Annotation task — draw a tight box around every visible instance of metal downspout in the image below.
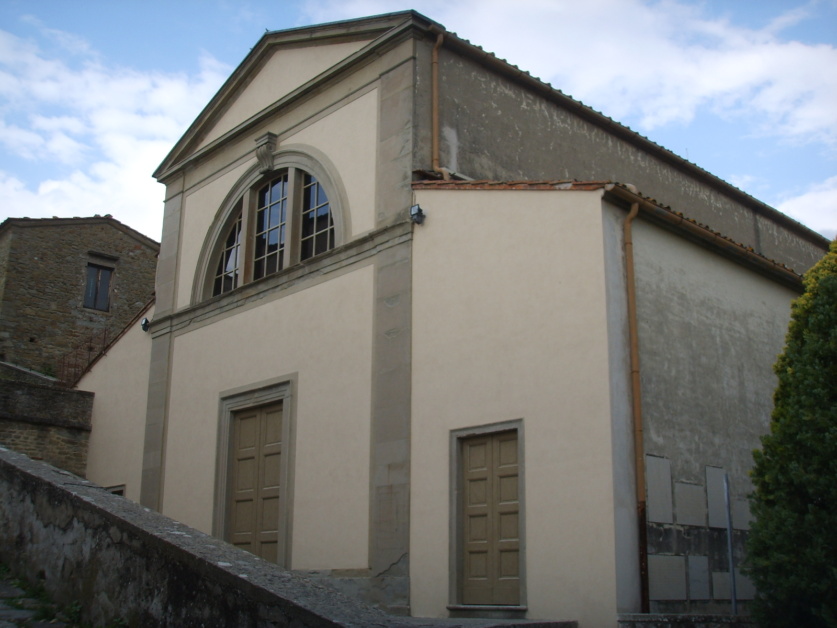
[624,201,650,612]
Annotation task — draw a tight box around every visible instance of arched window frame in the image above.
[195,146,349,303]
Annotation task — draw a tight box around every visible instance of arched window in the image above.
[206,163,339,299]
[213,201,242,296]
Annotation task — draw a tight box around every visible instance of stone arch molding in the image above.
[192,143,352,304]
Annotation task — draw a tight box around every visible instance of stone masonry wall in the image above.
[0,374,92,476]
[0,217,157,376]
[0,448,561,628]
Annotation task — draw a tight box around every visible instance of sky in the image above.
[0,0,835,242]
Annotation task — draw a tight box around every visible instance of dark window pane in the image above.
[300,237,313,261]
[267,228,279,250]
[255,232,266,258]
[279,224,286,247]
[84,266,98,308]
[96,268,111,310]
[97,269,111,310]
[258,184,269,208]
[269,204,280,228]
[265,253,278,275]
[270,177,286,204]
[254,258,264,280]
[301,210,315,237]
[315,231,329,255]
[84,264,112,311]
[256,208,267,233]
[305,185,317,209]
[316,206,331,232]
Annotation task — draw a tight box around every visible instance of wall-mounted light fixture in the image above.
[141,318,150,332]
[410,204,426,225]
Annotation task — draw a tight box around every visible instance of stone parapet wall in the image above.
[619,615,754,628]
[0,448,565,628]
[0,362,60,386]
[0,447,393,628]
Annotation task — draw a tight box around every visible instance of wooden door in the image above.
[461,430,521,605]
[227,402,283,563]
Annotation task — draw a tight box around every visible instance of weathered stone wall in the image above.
[0,375,92,476]
[0,217,157,375]
[0,447,562,628]
[0,447,392,627]
[630,216,796,614]
[0,226,11,310]
[418,42,828,273]
[0,361,58,385]
[619,614,753,628]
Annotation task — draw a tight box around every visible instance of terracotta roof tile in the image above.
[412,179,612,191]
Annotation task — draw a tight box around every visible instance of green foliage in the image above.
[747,240,837,628]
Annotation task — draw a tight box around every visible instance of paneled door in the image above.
[227,402,283,563]
[460,430,521,605]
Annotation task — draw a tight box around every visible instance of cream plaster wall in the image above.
[161,266,373,570]
[284,89,378,237]
[410,189,621,625]
[176,163,251,310]
[80,305,154,503]
[199,40,372,149]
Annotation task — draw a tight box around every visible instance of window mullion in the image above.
[240,188,255,284]
[285,168,301,267]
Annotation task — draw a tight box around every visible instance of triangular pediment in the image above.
[155,11,436,181]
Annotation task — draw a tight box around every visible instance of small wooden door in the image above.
[227,402,283,563]
[461,430,521,605]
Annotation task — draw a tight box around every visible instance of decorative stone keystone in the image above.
[255,132,278,173]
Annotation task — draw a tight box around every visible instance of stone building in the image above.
[0,216,158,378]
[78,12,830,626]
[0,216,156,478]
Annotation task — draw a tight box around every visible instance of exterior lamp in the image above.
[410,204,426,225]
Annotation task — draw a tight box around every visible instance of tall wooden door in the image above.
[460,430,521,605]
[227,402,283,563]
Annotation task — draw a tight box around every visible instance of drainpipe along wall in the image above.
[622,198,650,613]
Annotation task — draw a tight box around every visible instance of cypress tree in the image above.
[747,240,837,627]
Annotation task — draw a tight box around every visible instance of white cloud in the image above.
[0,27,230,239]
[1,1,834,242]
[777,176,837,240]
[0,120,44,159]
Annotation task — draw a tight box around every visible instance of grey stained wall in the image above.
[0,218,158,376]
[419,40,826,273]
[631,217,796,612]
